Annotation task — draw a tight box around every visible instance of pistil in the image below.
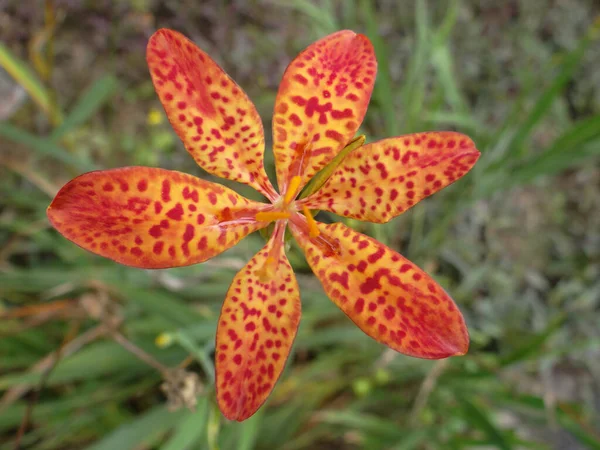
[255,211,291,222]
[283,175,303,205]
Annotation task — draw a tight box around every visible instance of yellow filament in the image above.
[283,175,303,205]
[255,256,276,282]
[302,206,320,238]
[255,211,291,222]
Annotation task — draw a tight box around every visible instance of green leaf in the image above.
[317,410,406,440]
[237,407,264,450]
[0,42,63,124]
[85,406,186,450]
[299,134,365,199]
[401,0,431,132]
[51,75,118,140]
[490,392,600,449]
[360,0,398,136]
[457,396,513,450]
[0,341,177,389]
[275,0,338,35]
[509,115,600,184]
[430,1,466,114]
[486,27,594,172]
[160,399,209,450]
[115,286,204,327]
[500,314,566,366]
[0,122,95,172]
[172,330,215,384]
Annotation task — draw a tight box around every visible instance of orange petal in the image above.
[47,167,266,269]
[216,222,300,421]
[299,132,480,223]
[290,220,469,359]
[147,29,277,201]
[272,30,376,195]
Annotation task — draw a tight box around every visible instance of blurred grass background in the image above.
[1,0,600,449]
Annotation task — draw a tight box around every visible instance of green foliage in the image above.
[1,1,599,449]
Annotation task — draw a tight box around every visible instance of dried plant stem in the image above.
[409,359,449,426]
[12,320,84,450]
[0,324,106,413]
[111,331,170,375]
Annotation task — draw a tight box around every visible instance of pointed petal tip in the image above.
[218,401,260,422]
[411,315,470,360]
[147,28,176,51]
[443,330,470,358]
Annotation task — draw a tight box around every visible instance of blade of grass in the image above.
[490,391,600,449]
[51,75,118,140]
[457,395,513,450]
[360,0,398,137]
[171,331,215,384]
[160,398,209,450]
[272,0,338,35]
[299,135,365,199]
[115,286,204,327]
[430,0,466,114]
[402,0,431,132]
[0,122,95,172]
[485,25,596,172]
[500,314,566,366]
[0,42,63,124]
[237,407,264,450]
[85,406,186,450]
[316,410,409,440]
[509,115,600,185]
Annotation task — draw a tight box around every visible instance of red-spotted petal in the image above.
[299,132,480,223]
[47,167,267,269]
[290,220,469,358]
[147,29,277,201]
[272,30,376,196]
[216,222,300,421]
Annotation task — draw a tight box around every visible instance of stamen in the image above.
[255,211,291,222]
[255,256,276,282]
[302,206,320,238]
[254,221,286,282]
[283,175,302,205]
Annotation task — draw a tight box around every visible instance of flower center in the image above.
[254,175,304,223]
[253,175,320,241]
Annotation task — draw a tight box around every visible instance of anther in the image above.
[283,176,303,205]
[255,211,291,222]
[302,206,320,238]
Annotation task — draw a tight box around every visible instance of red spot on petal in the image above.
[183,224,195,242]
[208,192,217,205]
[354,298,365,314]
[166,203,184,220]
[161,180,171,202]
[153,241,164,255]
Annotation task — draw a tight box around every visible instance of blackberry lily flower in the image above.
[47,29,480,421]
